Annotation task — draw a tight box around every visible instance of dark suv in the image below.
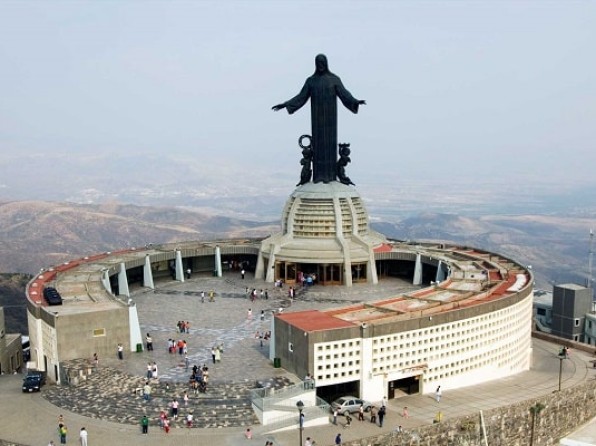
[43,287,63,305]
[22,370,46,392]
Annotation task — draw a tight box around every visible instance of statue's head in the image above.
[315,54,328,74]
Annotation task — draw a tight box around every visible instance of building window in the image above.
[289,342,294,352]
[536,308,546,316]
[574,319,580,327]
[93,328,106,337]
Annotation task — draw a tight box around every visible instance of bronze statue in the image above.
[297,135,313,186]
[273,54,365,183]
[337,143,354,186]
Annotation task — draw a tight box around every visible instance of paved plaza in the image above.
[1,271,595,445]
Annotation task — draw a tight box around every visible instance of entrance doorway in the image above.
[387,375,420,399]
[274,262,344,286]
[275,262,297,284]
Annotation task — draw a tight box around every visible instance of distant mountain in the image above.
[373,212,594,289]
[0,201,278,275]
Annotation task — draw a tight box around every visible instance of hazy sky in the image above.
[1,1,595,187]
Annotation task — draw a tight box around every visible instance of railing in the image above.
[251,381,315,410]
[265,395,329,410]
[260,398,330,429]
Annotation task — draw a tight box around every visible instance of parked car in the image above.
[22,370,46,392]
[330,396,372,416]
[43,287,63,305]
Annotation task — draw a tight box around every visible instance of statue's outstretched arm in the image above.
[272,103,286,111]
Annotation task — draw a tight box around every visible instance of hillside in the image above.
[376,212,594,289]
[1,201,594,336]
[0,200,277,275]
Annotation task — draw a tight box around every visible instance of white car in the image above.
[330,396,372,416]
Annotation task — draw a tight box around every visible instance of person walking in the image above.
[402,406,409,418]
[117,343,123,360]
[435,385,442,403]
[358,404,364,421]
[79,427,88,446]
[332,408,338,425]
[141,415,149,434]
[171,399,179,419]
[146,333,153,351]
[241,269,245,279]
[335,433,342,445]
[370,406,377,424]
[378,405,385,427]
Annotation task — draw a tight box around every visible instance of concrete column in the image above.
[359,328,381,402]
[334,197,353,287]
[367,251,379,285]
[269,314,275,361]
[101,269,113,294]
[128,303,143,352]
[143,255,154,289]
[215,245,222,277]
[175,250,184,282]
[255,247,266,280]
[413,253,422,285]
[265,243,277,283]
[118,262,130,297]
[436,260,446,282]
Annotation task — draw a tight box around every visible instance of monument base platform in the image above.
[255,182,386,287]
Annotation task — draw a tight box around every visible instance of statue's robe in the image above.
[284,71,361,183]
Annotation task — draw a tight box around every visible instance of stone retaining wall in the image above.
[335,380,596,446]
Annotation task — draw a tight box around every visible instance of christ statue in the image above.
[272,54,366,184]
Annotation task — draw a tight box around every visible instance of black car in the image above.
[22,370,46,392]
[43,287,63,305]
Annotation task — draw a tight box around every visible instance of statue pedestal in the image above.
[255,182,385,287]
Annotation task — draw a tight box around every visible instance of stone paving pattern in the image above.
[41,273,415,430]
[44,364,292,428]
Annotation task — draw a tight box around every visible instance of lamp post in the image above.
[296,400,304,446]
[557,347,567,392]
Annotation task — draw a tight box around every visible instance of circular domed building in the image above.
[255,182,386,286]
